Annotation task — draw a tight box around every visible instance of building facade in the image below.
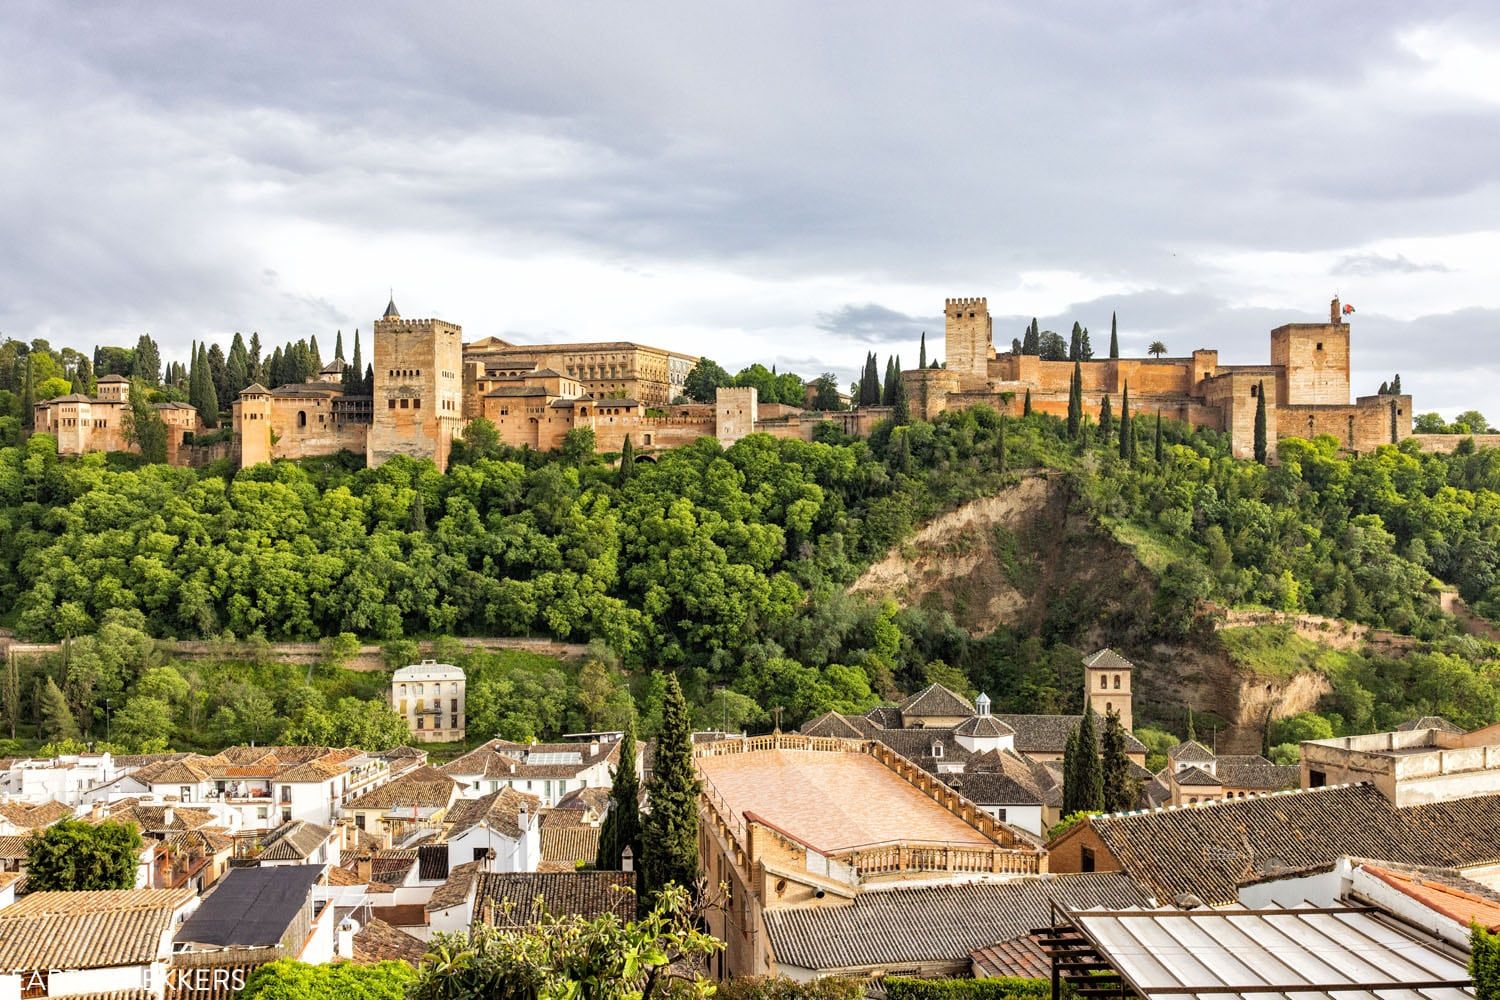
[391,661,466,743]
[908,297,1413,459]
[464,336,697,407]
[33,374,208,464]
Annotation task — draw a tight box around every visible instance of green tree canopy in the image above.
[25,818,142,891]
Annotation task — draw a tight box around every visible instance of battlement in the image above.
[375,317,461,330]
[945,297,987,310]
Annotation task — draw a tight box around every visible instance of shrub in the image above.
[883,977,1052,1000]
[716,976,865,1000]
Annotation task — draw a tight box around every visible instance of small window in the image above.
[1100,675,1108,689]
[1309,769,1327,788]
[356,814,366,830]
[931,742,944,758]
[1081,846,1096,873]
[413,398,421,409]
[1114,674,1121,689]
[1316,342,1323,351]
[1250,384,1258,398]
[400,399,409,408]
[297,410,307,428]
[388,399,396,409]
[996,808,1007,822]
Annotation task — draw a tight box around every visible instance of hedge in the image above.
[882,977,1052,1000]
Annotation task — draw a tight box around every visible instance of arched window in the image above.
[1100,675,1108,689]
[297,410,307,428]
[1106,701,1112,713]
[1114,674,1121,689]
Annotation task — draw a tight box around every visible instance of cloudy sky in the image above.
[3,3,1498,415]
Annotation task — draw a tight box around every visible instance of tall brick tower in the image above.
[368,295,465,470]
[945,297,992,388]
[1269,297,1351,406]
[234,383,274,467]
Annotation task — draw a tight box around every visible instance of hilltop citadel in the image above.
[32,294,1441,469]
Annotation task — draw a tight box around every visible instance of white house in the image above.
[441,787,542,874]
[440,739,620,808]
[392,661,467,742]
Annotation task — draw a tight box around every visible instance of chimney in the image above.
[91,800,104,821]
[589,740,600,756]
[163,806,174,827]
[357,855,373,883]
[621,845,634,873]
[338,917,359,958]
[1331,296,1342,325]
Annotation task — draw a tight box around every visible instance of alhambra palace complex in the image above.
[37,294,1422,469]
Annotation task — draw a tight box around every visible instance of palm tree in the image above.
[1147,340,1168,358]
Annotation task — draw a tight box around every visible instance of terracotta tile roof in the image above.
[345,765,458,812]
[697,748,994,853]
[113,752,194,769]
[326,865,366,886]
[994,714,1148,755]
[476,871,636,927]
[426,860,484,912]
[352,916,428,965]
[371,849,419,885]
[945,750,1046,806]
[104,804,216,832]
[762,872,1151,973]
[1081,783,1500,905]
[540,825,600,867]
[257,821,332,861]
[442,739,619,781]
[1214,755,1299,791]
[0,871,21,890]
[1083,648,1135,672]
[969,931,1050,979]
[954,715,1016,738]
[444,787,539,840]
[0,888,195,972]
[1173,765,1221,787]
[1362,862,1500,931]
[799,711,866,739]
[898,683,974,718]
[134,757,213,784]
[1167,740,1216,763]
[369,903,428,929]
[553,786,610,815]
[0,801,72,829]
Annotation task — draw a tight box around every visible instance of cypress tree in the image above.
[595,724,642,870]
[268,347,284,389]
[1119,382,1132,460]
[1186,707,1196,742]
[248,332,263,382]
[334,329,345,362]
[39,677,79,743]
[641,673,700,906]
[208,342,228,408]
[1080,328,1093,361]
[1378,381,1389,395]
[997,416,1008,473]
[1023,319,1040,356]
[308,335,322,373]
[20,356,33,429]
[1109,311,1119,359]
[1023,388,1032,417]
[1154,410,1164,463]
[1254,380,1268,463]
[408,493,426,533]
[347,332,364,394]
[1101,707,1134,814]
[918,331,927,369]
[1392,373,1402,394]
[1072,710,1104,813]
[132,334,162,386]
[187,341,200,411]
[617,435,636,486]
[890,358,909,424]
[227,332,249,397]
[1061,726,1081,815]
[197,344,219,427]
[1067,361,1082,438]
[882,356,897,406]
[363,363,373,396]
[1069,321,1082,362]
[1099,393,1113,440]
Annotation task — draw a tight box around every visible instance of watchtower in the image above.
[235,383,274,468]
[945,297,992,386]
[1083,648,1133,731]
[1269,297,1351,406]
[368,295,465,470]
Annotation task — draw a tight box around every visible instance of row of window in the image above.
[389,368,422,378]
[388,397,421,409]
[415,715,462,730]
[396,682,462,696]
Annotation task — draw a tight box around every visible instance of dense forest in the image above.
[2,397,1499,755]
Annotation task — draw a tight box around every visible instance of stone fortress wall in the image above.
[907,296,1414,459]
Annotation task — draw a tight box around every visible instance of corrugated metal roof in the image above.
[1069,905,1474,1000]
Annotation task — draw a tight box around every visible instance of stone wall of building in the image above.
[368,312,464,470]
[1411,433,1500,454]
[945,297,993,387]
[714,387,759,446]
[1271,315,1351,406]
[464,338,696,407]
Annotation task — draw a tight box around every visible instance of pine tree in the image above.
[641,673,700,906]
[1067,362,1082,438]
[918,332,927,369]
[596,724,643,870]
[334,330,345,362]
[1023,388,1032,416]
[1119,382,1132,460]
[1101,708,1134,814]
[1099,393,1113,440]
[1154,411,1164,463]
[617,435,636,486]
[1109,311,1119,359]
[1254,380,1268,464]
[1072,710,1104,813]
[39,677,79,742]
[20,355,33,429]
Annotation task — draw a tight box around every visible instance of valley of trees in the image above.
[3,394,1500,754]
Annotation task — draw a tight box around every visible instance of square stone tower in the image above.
[1270,297,1352,406]
[1084,648,1133,731]
[368,296,465,470]
[945,297,993,387]
[714,385,758,446]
